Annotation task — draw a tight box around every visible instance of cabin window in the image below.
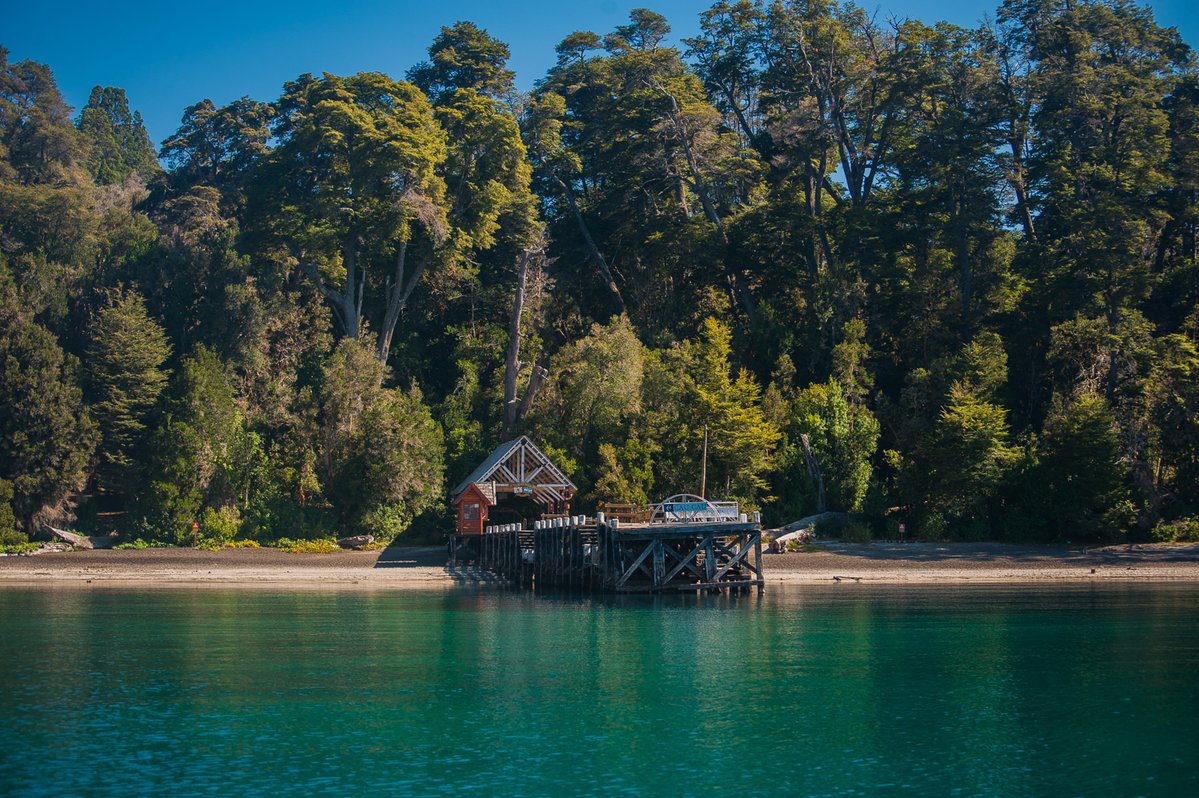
[463,502,481,520]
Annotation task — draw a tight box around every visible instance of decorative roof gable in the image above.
[451,436,575,503]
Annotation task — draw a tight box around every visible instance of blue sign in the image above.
[663,502,710,513]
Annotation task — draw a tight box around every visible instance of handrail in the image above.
[648,494,740,524]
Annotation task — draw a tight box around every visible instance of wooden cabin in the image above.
[451,436,576,535]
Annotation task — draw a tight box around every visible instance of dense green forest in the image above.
[2,0,1197,550]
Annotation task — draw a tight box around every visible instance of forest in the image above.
[1,0,1197,551]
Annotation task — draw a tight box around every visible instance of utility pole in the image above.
[700,425,708,499]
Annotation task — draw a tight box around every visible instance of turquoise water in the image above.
[1,585,1197,797]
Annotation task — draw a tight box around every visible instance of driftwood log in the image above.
[769,511,849,538]
[44,526,118,550]
[336,535,374,550]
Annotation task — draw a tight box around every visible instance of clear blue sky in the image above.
[6,1,1197,147]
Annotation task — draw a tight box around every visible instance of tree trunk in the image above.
[503,244,551,436]
[377,241,428,363]
[658,86,757,324]
[556,177,626,314]
[504,248,533,431]
[953,187,973,332]
[1009,135,1038,244]
[299,233,361,342]
[800,433,827,513]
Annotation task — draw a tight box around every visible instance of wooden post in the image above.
[754,531,763,594]
[653,539,665,588]
[704,536,716,583]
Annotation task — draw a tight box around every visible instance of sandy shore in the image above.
[3,541,1199,588]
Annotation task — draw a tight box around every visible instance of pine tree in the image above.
[76,86,158,185]
[923,383,1018,536]
[1034,392,1132,541]
[85,290,171,495]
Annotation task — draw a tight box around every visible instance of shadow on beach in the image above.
[372,544,510,586]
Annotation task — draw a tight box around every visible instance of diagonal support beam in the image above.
[616,540,656,587]
[663,540,708,583]
[714,534,759,581]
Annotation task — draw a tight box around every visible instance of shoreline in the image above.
[2,541,1198,589]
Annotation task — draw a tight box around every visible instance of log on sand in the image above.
[769,511,849,538]
[44,526,117,550]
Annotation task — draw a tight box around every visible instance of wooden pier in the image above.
[449,511,764,594]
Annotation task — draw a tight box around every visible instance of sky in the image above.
[5,0,1198,147]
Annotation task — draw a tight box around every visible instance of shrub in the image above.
[360,503,410,543]
[1,540,38,555]
[200,505,241,544]
[919,512,950,542]
[1150,518,1199,543]
[242,492,338,543]
[275,537,338,553]
[224,539,260,548]
[841,520,873,544]
[114,538,172,550]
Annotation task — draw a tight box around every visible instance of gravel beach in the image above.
[3,541,1198,588]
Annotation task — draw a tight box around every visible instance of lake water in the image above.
[1,584,1197,796]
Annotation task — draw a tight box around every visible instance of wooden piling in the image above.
[455,513,762,594]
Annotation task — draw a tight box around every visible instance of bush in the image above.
[813,515,848,537]
[224,539,260,548]
[1,540,38,555]
[200,505,241,544]
[114,538,172,550]
[919,512,950,542]
[360,503,410,543]
[1150,518,1199,543]
[0,527,28,548]
[841,520,873,544]
[242,491,339,543]
[274,537,338,553]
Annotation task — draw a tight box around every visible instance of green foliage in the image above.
[200,505,242,544]
[86,289,171,494]
[0,540,38,555]
[529,316,647,496]
[76,86,157,185]
[0,5,1197,548]
[0,302,97,530]
[408,22,516,100]
[135,345,271,543]
[275,537,339,554]
[684,318,780,504]
[1150,518,1199,543]
[1031,393,1133,542]
[592,438,656,507]
[789,379,880,512]
[0,478,27,549]
[322,339,445,541]
[114,538,172,550]
[841,520,874,544]
[254,71,448,350]
[924,383,1018,533]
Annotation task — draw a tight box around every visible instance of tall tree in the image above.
[0,294,96,529]
[408,21,517,102]
[85,289,171,495]
[76,86,157,185]
[254,72,449,361]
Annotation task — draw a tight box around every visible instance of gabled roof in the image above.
[451,435,576,498]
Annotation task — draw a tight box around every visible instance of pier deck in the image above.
[449,515,763,594]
